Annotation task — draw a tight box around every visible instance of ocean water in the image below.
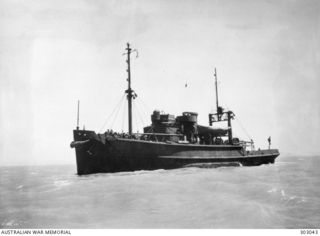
[0,155,319,229]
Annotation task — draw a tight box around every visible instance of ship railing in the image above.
[133,133,183,143]
[136,133,183,136]
[104,130,183,140]
[239,140,255,151]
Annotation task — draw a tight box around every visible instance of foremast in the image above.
[124,43,137,135]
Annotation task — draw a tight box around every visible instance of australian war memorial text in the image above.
[1,230,71,235]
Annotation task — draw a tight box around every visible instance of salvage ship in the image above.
[71,43,280,175]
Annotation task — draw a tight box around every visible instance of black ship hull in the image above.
[72,130,280,175]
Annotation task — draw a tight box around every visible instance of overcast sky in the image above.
[0,0,319,166]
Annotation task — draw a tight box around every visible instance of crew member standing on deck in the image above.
[268,136,271,149]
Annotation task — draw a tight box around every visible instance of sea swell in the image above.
[0,155,319,228]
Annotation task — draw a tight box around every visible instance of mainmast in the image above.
[214,67,223,121]
[214,68,219,118]
[124,43,136,135]
[209,68,234,144]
